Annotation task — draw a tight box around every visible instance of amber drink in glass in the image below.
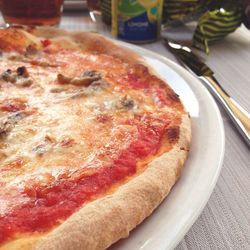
[0,0,64,26]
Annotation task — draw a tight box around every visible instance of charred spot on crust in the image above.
[166,126,180,143]
[180,147,189,151]
[167,91,180,102]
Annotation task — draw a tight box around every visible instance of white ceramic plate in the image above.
[110,43,225,250]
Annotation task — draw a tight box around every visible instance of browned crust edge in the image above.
[35,113,191,250]
[0,28,191,250]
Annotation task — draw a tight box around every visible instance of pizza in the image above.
[0,27,191,250]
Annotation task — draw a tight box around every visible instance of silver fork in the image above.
[163,38,250,148]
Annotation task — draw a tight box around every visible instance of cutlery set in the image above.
[164,38,250,147]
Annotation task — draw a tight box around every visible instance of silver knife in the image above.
[164,39,250,148]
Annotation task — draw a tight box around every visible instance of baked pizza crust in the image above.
[37,114,191,250]
[28,27,141,64]
[0,27,191,250]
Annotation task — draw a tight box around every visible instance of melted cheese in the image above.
[0,40,179,218]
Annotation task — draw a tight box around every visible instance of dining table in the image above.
[0,6,249,250]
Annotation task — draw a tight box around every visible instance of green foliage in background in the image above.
[163,0,248,53]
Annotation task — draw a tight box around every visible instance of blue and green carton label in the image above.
[112,0,163,43]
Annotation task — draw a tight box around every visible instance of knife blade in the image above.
[164,39,250,148]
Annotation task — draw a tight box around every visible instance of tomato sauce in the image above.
[0,98,27,112]
[126,73,150,89]
[0,119,169,244]
[41,39,51,48]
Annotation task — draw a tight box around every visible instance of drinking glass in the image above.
[0,0,64,26]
